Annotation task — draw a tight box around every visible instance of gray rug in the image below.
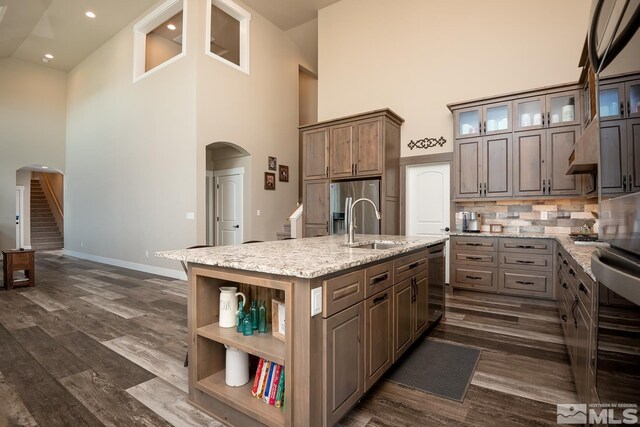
[385,339,481,402]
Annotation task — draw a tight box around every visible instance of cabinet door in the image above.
[514,96,545,131]
[323,303,364,427]
[412,272,429,338]
[574,303,591,402]
[354,117,383,176]
[599,83,625,121]
[513,130,547,197]
[393,279,413,361]
[454,106,481,139]
[302,128,329,180]
[454,138,482,198]
[626,79,640,119]
[364,290,393,391]
[482,101,511,135]
[628,118,640,193]
[330,123,355,178]
[546,126,581,196]
[483,134,512,198]
[600,120,628,194]
[303,180,329,237]
[547,90,580,128]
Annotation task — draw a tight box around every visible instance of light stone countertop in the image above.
[157,235,447,279]
[449,231,599,280]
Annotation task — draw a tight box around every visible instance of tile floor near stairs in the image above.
[0,252,575,426]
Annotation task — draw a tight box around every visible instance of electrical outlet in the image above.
[145,251,149,258]
[185,212,195,220]
[256,209,261,216]
[311,287,322,316]
[541,211,548,220]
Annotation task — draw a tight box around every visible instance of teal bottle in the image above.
[242,315,253,336]
[258,301,267,333]
[250,301,258,330]
[236,301,245,333]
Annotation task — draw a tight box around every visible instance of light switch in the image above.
[185,212,195,220]
[257,209,261,216]
[311,287,322,316]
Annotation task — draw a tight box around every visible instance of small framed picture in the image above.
[278,165,289,182]
[271,299,285,342]
[264,172,276,190]
[268,156,277,171]
[490,224,503,233]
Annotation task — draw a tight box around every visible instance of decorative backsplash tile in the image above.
[455,198,598,234]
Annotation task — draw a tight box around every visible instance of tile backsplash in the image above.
[454,198,598,234]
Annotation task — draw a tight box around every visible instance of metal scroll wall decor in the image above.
[407,136,447,150]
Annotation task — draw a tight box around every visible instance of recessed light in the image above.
[85,11,96,18]
[167,23,176,30]
[44,53,54,59]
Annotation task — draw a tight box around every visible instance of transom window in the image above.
[206,0,251,74]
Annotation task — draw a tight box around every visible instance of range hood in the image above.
[567,118,599,174]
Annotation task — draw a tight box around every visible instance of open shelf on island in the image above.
[196,323,286,366]
[196,370,285,427]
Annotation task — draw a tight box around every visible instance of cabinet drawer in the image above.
[364,261,393,298]
[323,270,365,318]
[499,269,553,298]
[452,267,497,292]
[499,253,552,271]
[393,250,428,283]
[452,237,497,252]
[499,238,553,254]
[453,251,497,267]
[576,268,595,315]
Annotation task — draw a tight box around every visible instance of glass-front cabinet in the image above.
[514,97,545,131]
[599,83,625,120]
[547,91,580,127]
[627,79,640,118]
[455,101,511,139]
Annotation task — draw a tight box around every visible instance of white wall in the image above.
[0,58,66,250]
[318,0,591,156]
[65,1,198,274]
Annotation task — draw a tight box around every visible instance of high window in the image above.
[206,0,250,74]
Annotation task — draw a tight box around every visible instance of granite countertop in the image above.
[157,235,447,279]
[449,231,598,280]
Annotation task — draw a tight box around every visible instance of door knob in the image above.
[233,225,240,229]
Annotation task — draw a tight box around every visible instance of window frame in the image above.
[205,0,251,74]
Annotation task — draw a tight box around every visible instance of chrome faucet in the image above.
[348,198,381,244]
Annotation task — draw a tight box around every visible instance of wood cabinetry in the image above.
[454,101,512,139]
[600,118,640,194]
[454,135,512,199]
[303,180,329,237]
[364,289,393,391]
[301,109,403,237]
[599,78,640,121]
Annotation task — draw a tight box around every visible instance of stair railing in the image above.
[288,204,303,239]
[41,173,64,235]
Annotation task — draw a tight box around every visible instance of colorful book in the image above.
[256,360,270,399]
[268,364,282,405]
[262,363,276,403]
[275,368,285,408]
[251,358,264,397]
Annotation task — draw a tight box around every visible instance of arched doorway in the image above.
[205,142,251,246]
[16,165,64,250]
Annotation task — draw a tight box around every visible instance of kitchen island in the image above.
[157,234,447,427]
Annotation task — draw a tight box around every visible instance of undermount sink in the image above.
[348,241,405,250]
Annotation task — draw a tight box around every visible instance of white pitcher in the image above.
[219,286,246,328]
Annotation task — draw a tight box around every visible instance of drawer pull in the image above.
[561,314,567,322]
[465,275,483,280]
[408,262,419,270]
[562,282,568,289]
[515,280,535,285]
[579,283,589,295]
[465,243,483,247]
[562,260,568,266]
[373,293,388,305]
[516,245,535,249]
[515,260,534,264]
[466,256,484,261]
[370,273,389,285]
[569,269,576,277]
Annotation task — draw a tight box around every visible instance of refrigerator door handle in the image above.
[591,250,640,306]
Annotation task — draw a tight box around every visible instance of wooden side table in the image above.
[2,249,36,290]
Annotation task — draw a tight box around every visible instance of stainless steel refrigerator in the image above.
[329,179,381,235]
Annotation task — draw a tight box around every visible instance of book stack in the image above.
[250,358,285,409]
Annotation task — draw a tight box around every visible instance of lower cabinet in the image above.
[412,271,429,337]
[323,302,364,427]
[394,270,429,361]
[364,289,393,391]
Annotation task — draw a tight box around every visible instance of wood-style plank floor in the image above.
[0,252,575,426]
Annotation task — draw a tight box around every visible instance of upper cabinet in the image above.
[454,135,512,199]
[600,79,640,121]
[327,118,384,179]
[302,128,329,180]
[454,101,512,139]
[514,90,581,131]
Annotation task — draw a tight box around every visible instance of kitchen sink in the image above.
[348,241,406,250]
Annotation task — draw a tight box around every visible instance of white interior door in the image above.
[215,169,243,246]
[16,186,24,249]
[406,163,451,282]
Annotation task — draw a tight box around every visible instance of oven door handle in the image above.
[591,250,640,306]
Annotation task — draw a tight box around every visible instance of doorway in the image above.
[16,186,24,248]
[215,168,244,246]
[406,162,451,282]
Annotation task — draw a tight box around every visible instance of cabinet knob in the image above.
[542,179,546,194]
[561,314,567,322]
[623,175,627,191]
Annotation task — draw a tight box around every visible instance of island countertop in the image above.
[156,234,447,279]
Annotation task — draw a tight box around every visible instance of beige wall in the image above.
[194,0,312,242]
[145,33,183,72]
[0,58,67,250]
[318,0,591,156]
[299,68,318,126]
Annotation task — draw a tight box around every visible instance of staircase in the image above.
[30,179,64,250]
[276,222,291,240]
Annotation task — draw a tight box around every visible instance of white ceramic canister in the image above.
[225,345,249,387]
[219,286,246,328]
[562,105,575,122]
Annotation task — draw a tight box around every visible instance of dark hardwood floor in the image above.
[0,252,575,426]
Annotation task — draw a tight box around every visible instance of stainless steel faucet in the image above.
[348,198,381,244]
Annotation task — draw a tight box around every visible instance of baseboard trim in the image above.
[63,250,186,280]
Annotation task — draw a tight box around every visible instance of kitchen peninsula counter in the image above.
[157,235,447,427]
